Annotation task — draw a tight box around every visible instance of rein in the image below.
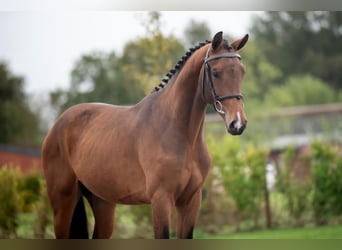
[202,47,244,114]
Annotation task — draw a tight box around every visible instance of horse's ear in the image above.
[231,34,249,51]
[212,31,223,50]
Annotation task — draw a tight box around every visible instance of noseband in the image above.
[201,47,244,114]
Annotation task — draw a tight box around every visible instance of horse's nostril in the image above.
[229,120,239,134]
[229,121,236,131]
[228,120,246,135]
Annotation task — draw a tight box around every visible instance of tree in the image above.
[0,62,40,147]
[120,32,184,93]
[183,19,211,47]
[51,12,185,114]
[264,75,337,107]
[140,11,163,38]
[251,12,342,92]
[241,40,283,102]
[50,51,146,113]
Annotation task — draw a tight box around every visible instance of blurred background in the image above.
[0,10,341,238]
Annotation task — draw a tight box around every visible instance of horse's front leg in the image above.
[151,189,174,239]
[176,189,202,239]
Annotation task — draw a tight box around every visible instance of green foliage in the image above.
[121,33,184,94]
[269,141,342,228]
[311,141,342,225]
[51,12,185,114]
[51,51,146,112]
[31,179,53,238]
[232,145,268,230]
[111,204,154,239]
[196,224,342,239]
[252,11,342,92]
[242,41,283,103]
[183,19,211,47]
[198,165,234,234]
[205,134,342,233]
[0,63,40,147]
[0,166,21,238]
[0,166,51,238]
[207,135,268,231]
[275,146,313,227]
[17,172,42,212]
[265,75,337,107]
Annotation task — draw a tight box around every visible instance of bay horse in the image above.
[41,31,249,239]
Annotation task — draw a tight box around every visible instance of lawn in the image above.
[195,224,342,239]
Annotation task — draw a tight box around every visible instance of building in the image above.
[0,144,41,173]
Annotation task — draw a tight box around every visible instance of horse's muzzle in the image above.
[227,120,247,135]
[224,111,247,135]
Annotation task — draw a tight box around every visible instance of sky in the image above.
[0,10,262,94]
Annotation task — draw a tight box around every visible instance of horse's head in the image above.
[201,31,249,135]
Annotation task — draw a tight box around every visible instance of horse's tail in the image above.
[70,197,89,239]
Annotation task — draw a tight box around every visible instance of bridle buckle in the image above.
[214,100,225,114]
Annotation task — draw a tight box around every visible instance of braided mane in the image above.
[152,40,211,93]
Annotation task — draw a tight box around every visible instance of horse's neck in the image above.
[161,47,208,142]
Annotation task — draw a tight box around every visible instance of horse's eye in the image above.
[213,71,220,79]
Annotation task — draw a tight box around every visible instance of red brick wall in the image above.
[0,150,41,173]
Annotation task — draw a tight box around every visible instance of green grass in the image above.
[195,225,342,239]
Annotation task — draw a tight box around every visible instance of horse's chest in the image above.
[173,168,203,205]
[175,157,209,202]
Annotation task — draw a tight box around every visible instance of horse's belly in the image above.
[84,175,149,205]
[75,161,150,205]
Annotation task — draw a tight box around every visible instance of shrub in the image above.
[275,146,313,227]
[311,141,342,225]
[17,171,42,213]
[207,135,269,231]
[0,165,53,238]
[31,178,53,238]
[0,165,21,238]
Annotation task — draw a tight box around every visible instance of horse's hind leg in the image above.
[51,190,80,239]
[43,146,85,239]
[85,192,115,239]
[45,168,80,238]
[176,189,202,239]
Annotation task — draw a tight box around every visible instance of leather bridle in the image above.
[201,47,244,114]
